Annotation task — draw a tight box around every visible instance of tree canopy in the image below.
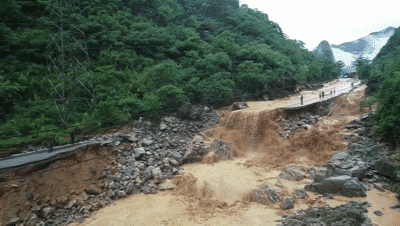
[0,0,341,153]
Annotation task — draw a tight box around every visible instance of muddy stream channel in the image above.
[72,80,400,226]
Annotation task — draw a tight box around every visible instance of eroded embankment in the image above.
[0,146,115,225]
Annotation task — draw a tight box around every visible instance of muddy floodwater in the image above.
[72,80,400,226]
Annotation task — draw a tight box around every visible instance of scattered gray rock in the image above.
[142,138,153,146]
[109,181,119,190]
[66,199,76,209]
[351,118,362,125]
[253,184,281,205]
[183,135,207,163]
[117,190,127,198]
[168,158,179,166]
[211,139,235,161]
[118,134,138,142]
[125,182,135,194]
[177,103,204,120]
[26,214,38,226]
[277,112,320,137]
[84,184,101,195]
[281,197,295,210]
[40,207,54,219]
[346,124,361,129]
[152,167,163,184]
[360,113,373,122]
[231,102,249,111]
[390,202,400,211]
[295,189,306,199]
[355,127,370,136]
[159,123,167,131]
[158,179,175,191]
[8,217,20,225]
[134,147,146,160]
[301,124,312,130]
[279,164,306,181]
[374,210,383,216]
[107,190,116,198]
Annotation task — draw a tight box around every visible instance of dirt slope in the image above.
[0,146,115,225]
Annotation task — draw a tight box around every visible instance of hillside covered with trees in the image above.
[0,0,344,153]
[355,26,400,147]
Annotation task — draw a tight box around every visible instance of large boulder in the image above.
[310,152,369,183]
[329,152,368,180]
[177,103,204,120]
[279,164,306,181]
[311,175,366,197]
[374,158,400,180]
[279,201,372,226]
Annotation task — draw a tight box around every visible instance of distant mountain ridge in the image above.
[314,26,396,73]
[312,40,335,62]
[373,26,400,63]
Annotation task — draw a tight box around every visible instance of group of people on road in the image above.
[318,87,336,100]
[299,86,339,106]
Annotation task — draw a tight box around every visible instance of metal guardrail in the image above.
[0,140,111,171]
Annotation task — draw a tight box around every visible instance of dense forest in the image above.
[0,0,345,153]
[355,26,400,147]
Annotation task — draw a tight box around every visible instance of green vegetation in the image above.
[0,0,343,153]
[354,26,400,148]
[353,57,372,80]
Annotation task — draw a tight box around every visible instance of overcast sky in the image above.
[239,0,400,50]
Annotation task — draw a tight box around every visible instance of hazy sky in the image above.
[239,0,400,50]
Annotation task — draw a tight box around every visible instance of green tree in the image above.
[376,71,400,146]
[236,61,266,95]
[353,57,371,79]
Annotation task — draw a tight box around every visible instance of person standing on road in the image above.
[334,87,336,96]
[48,137,54,153]
[322,91,325,99]
[301,94,304,105]
[319,92,322,100]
